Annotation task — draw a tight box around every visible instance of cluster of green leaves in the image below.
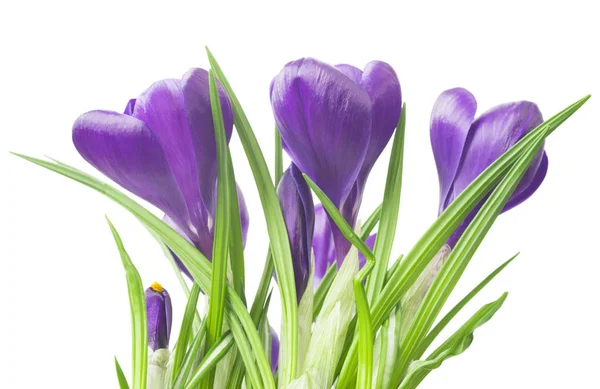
[13,47,589,389]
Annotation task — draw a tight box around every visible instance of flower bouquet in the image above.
[13,48,590,389]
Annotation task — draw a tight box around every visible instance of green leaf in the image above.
[366,103,406,303]
[184,332,235,389]
[206,46,297,388]
[206,69,233,366]
[228,315,263,389]
[415,254,517,358]
[115,357,131,389]
[399,293,508,389]
[373,304,402,389]
[354,280,373,389]
[274,126,284,185]
[172,282,201,382]
[334,95,590,389]
[107,218,148,389]
[393,134,545,387]
[172,319,207,389]
[12,156,275,389]
[227,149,247,304]
[313,264,336,320]
[303,174,375,265]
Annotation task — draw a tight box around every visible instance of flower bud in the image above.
[145,282,172,351]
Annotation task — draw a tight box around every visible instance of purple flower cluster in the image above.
[72,59,548,370]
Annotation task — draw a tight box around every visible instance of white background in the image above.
[1,0,599,388]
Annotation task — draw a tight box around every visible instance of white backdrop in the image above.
[1,0,599,388]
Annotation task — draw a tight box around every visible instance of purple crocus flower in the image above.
[271,58,401,275]
[431,87,548,247]
[145,282,172,351]
[277,163,315,302]
[72,69,249,277]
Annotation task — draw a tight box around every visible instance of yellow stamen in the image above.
[150,282,163,293]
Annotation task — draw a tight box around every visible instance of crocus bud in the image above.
[145,282,172,351]
[277,163,315,302]
[430,88,548,247]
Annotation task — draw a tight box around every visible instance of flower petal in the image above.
[504,151,548,211]
[430,88,477,213]
[271,58,372,206]
[313,204,336,283]
[131,79,213,250]
[182,68,234,213]
[450,101,544,204]
[72,110,190,230]
[356,61,402,184]
[335,64,363,84]
[278,163,315,301]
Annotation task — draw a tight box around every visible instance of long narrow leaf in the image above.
[107,218,148,389]
[115,357,131,389]
[172,283,202,382]
[206,69,233,365]
[354,281,373,389]
[399,293,508,389]
[184,332,235,389]
[367,103,406,303]
[172,319,207,389]
[206,47,298,387]
[415,254,517,358]
[228,149,246,304]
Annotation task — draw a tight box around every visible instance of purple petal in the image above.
[335,64,363,84]
[271,58,372,207]
[123,98,136,115]
[182,68,234,214]
[358,233,377,269]
[504,151,548,211]
[145,284,172,351]
[131,78,213,254]
[270,326,280,374]
[313,204,336,283]
[356,61,402,184]
[72,110,190,231]
[162,214,194,279]
[277,163,315,302]
[450,101,544,206]
[430,88,478,214]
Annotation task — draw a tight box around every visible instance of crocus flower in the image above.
[145,282,172,351]
[271,58,401,273]
[277,163,315,301]
[431,88,548,246]
[72,69,249,277]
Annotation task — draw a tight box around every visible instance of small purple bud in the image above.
[145,282,172,351]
